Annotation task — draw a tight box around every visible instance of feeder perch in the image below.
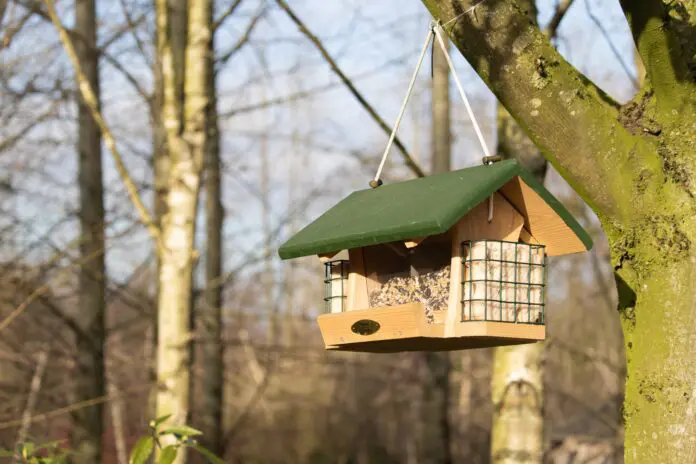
[278,160,592,353]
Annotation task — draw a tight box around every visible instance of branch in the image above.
[422,0,663,219]
[584,0,639,90]
[212,0,243,30]
[276,0,425,178]
[15,350,49,447]
[215,3,265,69]
[545,0,574,39]
[43,0,161,249]
[618,0,695,114]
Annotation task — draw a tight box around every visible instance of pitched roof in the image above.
[278,160,592,259]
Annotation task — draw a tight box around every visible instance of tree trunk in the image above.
[421,35,453,464]
[199,27,224,455]
[420,1,696,462]
[621,258,696,462]
[150,0,186,425]
[71,0,105,460]
[491,344,544,464]
[154,0,212,460]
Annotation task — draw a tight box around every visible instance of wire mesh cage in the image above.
[461,240,546,324]
[324,260,349,313]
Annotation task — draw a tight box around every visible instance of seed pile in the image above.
[368,266,450,323]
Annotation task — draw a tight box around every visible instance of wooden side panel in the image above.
[445,193,524,336]
[453,321,545,340]
[317,302,436,346]
[500,177,586,256]
[346,248,368,311]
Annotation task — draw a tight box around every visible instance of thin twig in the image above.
[15,350,49,446]
[0,383,151,430]
[216,3,266,68]
[212,0,243,30]
[583,0,639,89]
[275,0,425,178]
[43,0,162,250]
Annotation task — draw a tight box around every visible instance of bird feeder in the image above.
[278,160,592,353]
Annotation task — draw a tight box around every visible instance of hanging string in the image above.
[372,19,492,188]
[432,23,490,158]
[432,20,495,222]
[372,28,434,188]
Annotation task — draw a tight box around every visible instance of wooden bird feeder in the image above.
[278,160,592,353]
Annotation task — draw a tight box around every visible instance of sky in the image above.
[0,0,639,296]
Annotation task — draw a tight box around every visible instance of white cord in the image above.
[373,19,492,186]
[373,28,434,185]
[433,23,491,157]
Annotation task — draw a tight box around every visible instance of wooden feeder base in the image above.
[317,302,545,353]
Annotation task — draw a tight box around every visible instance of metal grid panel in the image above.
[323,260,349,313]
[461,240,546,324]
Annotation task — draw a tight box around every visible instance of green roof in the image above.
[278,160,593,259]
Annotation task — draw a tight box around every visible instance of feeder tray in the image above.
[278,160,592,353]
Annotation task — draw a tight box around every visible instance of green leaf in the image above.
[158,445,177,464]
[160,425,203,437]
[150,414,173,429]
[22,441,36,457]
[129,436,154,464]
[191,444,225,464]
[0,449,15,457]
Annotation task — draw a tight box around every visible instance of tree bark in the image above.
[420,1,696,462]
[421,35,453,464]
[199,20,224,455]
[71,0,105,460]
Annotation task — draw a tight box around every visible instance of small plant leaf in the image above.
[129,436,154,464]
[150,414,173,429]
[22,441,35,457]
[160,425,203,437]
[158,445,178,464]
[191,444,225,464]
[0,449,15,457]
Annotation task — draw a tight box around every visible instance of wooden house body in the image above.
[278,160,592,353]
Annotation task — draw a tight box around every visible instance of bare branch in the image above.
[213,0,243,30]
[1,9,33,50]
[584,0,639,90]
[43,0,161,249]
[275,0,425,178]
[545,0,574,39]
[216,3,266,68]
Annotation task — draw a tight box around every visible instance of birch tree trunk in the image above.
[199,25,224,455]
[154,0,212,460]
[491,344,544,463]
[420,1,696,462]
[421,35,453,464]
[150,0,188,422]
[71,0,105,459]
